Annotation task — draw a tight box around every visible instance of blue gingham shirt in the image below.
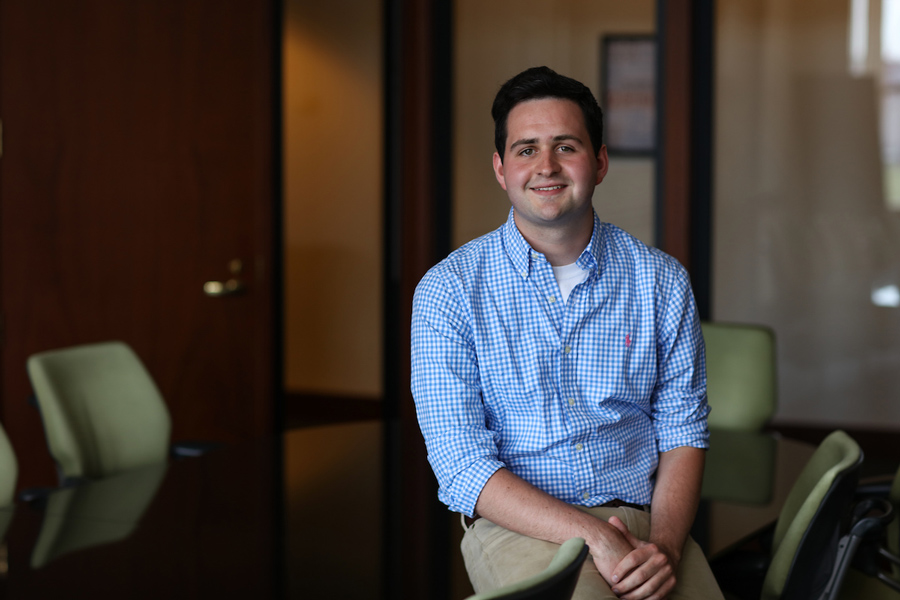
[411,209,709,517]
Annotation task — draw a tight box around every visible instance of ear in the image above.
[492,152,508,191]
[595,145,610,185]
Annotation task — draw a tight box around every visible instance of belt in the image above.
[463,498,648,527]
[600,499,650,511]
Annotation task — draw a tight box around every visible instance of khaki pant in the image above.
[460,506,724,600]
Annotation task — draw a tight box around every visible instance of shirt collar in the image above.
[579,212,603,273]
[501,208,604,278]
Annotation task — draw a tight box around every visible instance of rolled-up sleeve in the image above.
[651,262,710,453]
[411,268,504,516]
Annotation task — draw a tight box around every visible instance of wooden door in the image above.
[0,0,279,488]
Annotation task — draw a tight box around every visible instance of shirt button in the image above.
[583,492,590,500]
[548,296,556,304]
[563,345,572,354]
[568,398,575,406]
[575,443,583,452]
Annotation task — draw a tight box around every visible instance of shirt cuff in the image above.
[438,458,505,517]
[657,424,710,453]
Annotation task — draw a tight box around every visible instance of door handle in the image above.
[203,278,246,297]
[204,259,247,297]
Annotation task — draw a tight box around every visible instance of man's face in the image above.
[492,98,608,237]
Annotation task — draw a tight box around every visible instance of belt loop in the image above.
[462,513,481,529]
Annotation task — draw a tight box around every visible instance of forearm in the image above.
[475,468,634,576]
[648,446,706,566]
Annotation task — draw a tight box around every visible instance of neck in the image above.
[514,211,594,266]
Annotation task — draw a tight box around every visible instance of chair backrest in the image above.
[701,321,777,431]
[0,422,18,506]
[27,341,172,480]
[466,537,589,600]
[0,423,18,543]
[762,430,863,600]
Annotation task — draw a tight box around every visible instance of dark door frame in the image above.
[383,1,454,598]
[656,0,715,319]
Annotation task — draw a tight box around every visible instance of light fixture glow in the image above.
[872,284,900,307]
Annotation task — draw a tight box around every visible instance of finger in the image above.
[610,547,655,589]
[612,548,673,597]
[616,567,676,600]
[607,516,629,535]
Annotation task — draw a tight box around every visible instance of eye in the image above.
[518,148,535,157]
[557,145,575,153]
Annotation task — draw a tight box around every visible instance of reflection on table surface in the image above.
[700,429,816,557]
[28,462,169,569]
[282,421,383,599]
[2,431,284,599]
[0,421,815,598]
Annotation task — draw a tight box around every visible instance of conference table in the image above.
[697,429,815,557]
[0,422,815,599]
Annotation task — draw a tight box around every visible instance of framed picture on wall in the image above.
[601,34,657,155]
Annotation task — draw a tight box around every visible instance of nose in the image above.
[536,151,560,176]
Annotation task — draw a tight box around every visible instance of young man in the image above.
[411,66,723,600]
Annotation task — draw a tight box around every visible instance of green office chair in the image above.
[0,421,18,507]
[27,341,191,483]
[701,322,779,507]
[712,430,864,600]
[465,537,590,600]
[701,322,777,431]
[0,422,18,541]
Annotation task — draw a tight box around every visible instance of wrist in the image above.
[587,517,620,545]
[584,519,629,560]
[651,538,682,568]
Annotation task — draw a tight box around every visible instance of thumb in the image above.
[608,516,640,545]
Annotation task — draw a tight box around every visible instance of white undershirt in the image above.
[552,262,589,304]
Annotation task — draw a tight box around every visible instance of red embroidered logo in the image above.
[625,334,632,347]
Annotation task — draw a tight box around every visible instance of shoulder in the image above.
[413,226,506,322]
[600,222,688,284]
[416,226,505,292]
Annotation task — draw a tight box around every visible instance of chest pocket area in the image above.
[578,319,655,410]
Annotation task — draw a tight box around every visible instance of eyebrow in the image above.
[509,134,583,151]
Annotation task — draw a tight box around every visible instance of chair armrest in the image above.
[848,497,895,579]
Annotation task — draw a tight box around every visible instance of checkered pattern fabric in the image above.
[411,209,710,517]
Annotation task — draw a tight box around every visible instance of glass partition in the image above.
[713,0,900,428]
[283,0,383,398]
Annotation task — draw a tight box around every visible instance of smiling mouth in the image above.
[532,185,564,191]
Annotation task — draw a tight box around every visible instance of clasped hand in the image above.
[592,516,678,600]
